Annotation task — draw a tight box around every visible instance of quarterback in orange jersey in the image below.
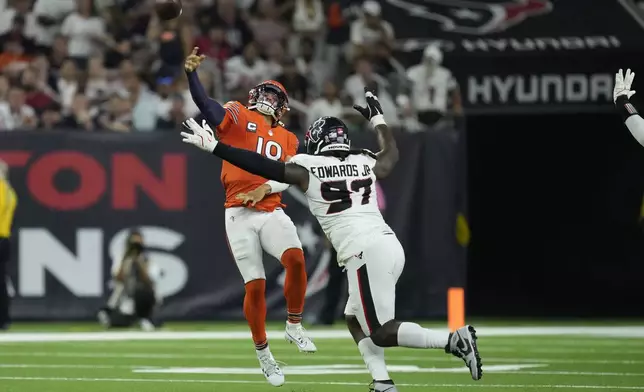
[185,47,315,387]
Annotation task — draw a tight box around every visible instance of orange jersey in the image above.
[216,101,299,212]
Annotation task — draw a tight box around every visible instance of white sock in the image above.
[358,338,390,381]
[397,322,448,349]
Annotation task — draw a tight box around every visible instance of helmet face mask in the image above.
[305,116,351,155]
[248,81,289,121]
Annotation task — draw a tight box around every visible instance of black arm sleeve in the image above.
[616,95,639,122]
[212,143,287,183]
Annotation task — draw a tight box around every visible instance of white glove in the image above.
[181,118,218,153]
[614,68,636,103]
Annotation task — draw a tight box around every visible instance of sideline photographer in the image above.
[98,229,161,331]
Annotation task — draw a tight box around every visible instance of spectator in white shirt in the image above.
[123,75,160,132]
[0,86,37,130]
[349,0,395,62]
[0,0,38,41]
[224,42,269,92]
[307,81,345,127]
[292,0,324,36]
[60,0,107,66]
[405,44,462,126]
[32,0,76,48]
[57,59,80,114]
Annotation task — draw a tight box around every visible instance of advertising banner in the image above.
[0,130,466,321]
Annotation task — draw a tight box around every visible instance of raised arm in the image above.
[180,118,310,191]
[185,47,227,127]
[353,88,399,179]
[614,68,644,146]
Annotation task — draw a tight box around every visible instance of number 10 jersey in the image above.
[289,152,394,265]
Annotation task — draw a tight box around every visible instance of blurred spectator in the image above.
[62,93,96,131]
[157,93,187,130]
[292,0,325,38]
[349,0,395,62]
[56,59,79,113]
[97,93,133,133]
[123,74,160,131]
[0,85,37,130]
[405,44,462,127]
[195,24,232,68]
[20,66,54,112]
[0,75,9,101]
[40,103,63,129]
[225,42,269,92]
[0,0,38,42]
[249,0,288,52]
[32,0,76,48]
[295,37,326,97]
[201,0,253,55]
[265,41,286,80]
[85,56,110,104]
[146,14,192,78]
[47,35,68,75]
[60,0,107,67]
[277,57,309,129]
[307,81,343,127]
[344,57,399,127]
[0,14,37,71]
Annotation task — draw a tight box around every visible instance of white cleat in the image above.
[285,322,317,353]
[447,325,483,380]
[257,350,285,387]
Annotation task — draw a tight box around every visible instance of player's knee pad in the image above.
[281,248,305,269]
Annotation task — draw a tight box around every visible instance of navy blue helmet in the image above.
[304,116,351,155]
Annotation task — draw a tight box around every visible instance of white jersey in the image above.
[289,152,394,265]
[407,64,457,113]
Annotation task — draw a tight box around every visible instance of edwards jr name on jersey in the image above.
[290,152,394,265]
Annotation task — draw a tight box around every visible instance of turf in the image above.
[1,323,644,391]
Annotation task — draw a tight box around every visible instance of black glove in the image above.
[353,87,386,127]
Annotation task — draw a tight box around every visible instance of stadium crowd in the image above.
[0,0,463,134]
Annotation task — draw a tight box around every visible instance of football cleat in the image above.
[285,322,318,353]
[447,325,482,380]
[369,380,398,392]
[257,350,285,387]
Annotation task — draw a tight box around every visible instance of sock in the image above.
[358,338,390,381]
[244,279,268,350]
[281,248,306,324]
[397,322,449,349]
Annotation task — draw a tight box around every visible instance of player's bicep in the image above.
[284,163,310,192]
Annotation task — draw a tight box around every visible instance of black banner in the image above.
[339,0,644,113]
[0,129,466,321]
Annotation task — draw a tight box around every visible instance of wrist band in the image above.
[370,114,386,127]
[616,95,638,121]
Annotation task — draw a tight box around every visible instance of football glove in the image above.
[614,68,636,103]
[181,118,218,153]
[353,87,386,127]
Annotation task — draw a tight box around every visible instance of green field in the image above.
[1,322,644,391]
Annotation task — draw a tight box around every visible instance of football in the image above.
[155,0,182,21]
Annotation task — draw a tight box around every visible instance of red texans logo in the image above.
[385,0,552,35]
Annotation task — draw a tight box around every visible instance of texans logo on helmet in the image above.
[307,118,326,143]
[385,0,552,35]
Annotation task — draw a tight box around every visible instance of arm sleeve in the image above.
[264,133,298,194]
[186,71,227,126]
[213,142,288,183]
[616,96,644,147]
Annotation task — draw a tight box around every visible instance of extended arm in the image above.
[180,119,310,190]
[614,69,644,146]
[185,47,226,126]
[353,87,399,179]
